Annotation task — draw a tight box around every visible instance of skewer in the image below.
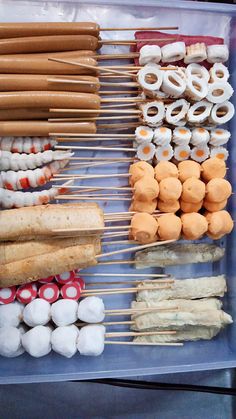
[100,38,176,46]
[54,134,136,138]
[101,26,178,31]
[57,196,131,201]
[97,240,175,259]
[62,160,134,171]
[105,341,183,346]
[56,146,136,152]
[49,115,139,122]
[57,137,133,142]
[50,108,140,114]
[101,232,129,239]
[82,284,171,295]
[104,307,177,315]
[105,331,175,338]
[53,173,131,180]
[53,185,133,191]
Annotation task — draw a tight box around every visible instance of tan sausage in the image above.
[0,22,100,38]
[0,236,101,264]
[0,203,104,241]
[0,55,97,74]
[0,35,99,54]
[0,121,96,136]
[0,244,97,287]
[0,75,100,93]
[0,91,100,109]
[0,108,100,120]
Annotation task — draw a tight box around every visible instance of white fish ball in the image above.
[0,327,24,357]
[23,298,51,327]
[51,299,78,327]
[77,325,105,356]
[78,297,105,323]
[0,301,24,327]
[22,325,51,358]
[51,325,79,358]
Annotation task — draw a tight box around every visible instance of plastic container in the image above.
[0,0,236,384]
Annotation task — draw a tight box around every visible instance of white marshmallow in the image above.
[51,325,79,358]
[78,296,105,323]
[77,325,105,356]
[23,298,51,327]
[0,327,24,357]
[22,325,51,357]
[0,301,24,327]
[51,299,78,326]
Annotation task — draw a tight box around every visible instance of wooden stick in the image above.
[49,57,135,77]
[54,133,135,138]
[97,239,175,259]
[104,307,177,315]
[105,331,176,338]
[82,287,170,297]
[101,232,129,239]
[56,145,136,152]
[53,173,131,181]
[104,211,160,217]
[85,280,174,286]
[102,240,136,245]
[52,225,130,234]
[101,38,176,45]
[79,273,169,279]
[49,115,139,122]
[83,285,171,294]
[53,184,133,191]
[97,260,135,266]
[57,137,133,143]
[104,341,183,346]
[76,320,135,327]
[101,26,178,31]
[50,108,140,114]
[57,196,131,201]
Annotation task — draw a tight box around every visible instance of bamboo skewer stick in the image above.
[57,196,131,201]
[83,284,171,294]
[105,341,183,346]
[79,274,170,279]
[50,108,141,114]
[53,173,131,180]
[97,240,175,259]
[56,145,136,152]
[104,307,177,315]
[101,26,178,31]
[100,38,176,46]
[104,331,176,338]
[53,185,133,191]
[55,134,136,138]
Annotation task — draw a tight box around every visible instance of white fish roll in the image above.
[206,81,233,104]
[153,127,172,146]
[22,325,51,358]
[174,145,191,161]
[78,296,105,323]
[155,145,174,161]
[139,45,162,65]
[207,44,229,63]
[210,63,229,82]
[23,298,51,327]
[185,76,208,101]
[210,147,229,161]
[191,145,210,162]
[0,327,24,357]
[161,70,186,97]
[191,128,210,146]
[209,128,231,146]
[165,99,190,126]
[0,137,13,152]
[184,43,207,64]
[161,42,186,63]
[51,299,78,327]
[186,64,209,82]
[173,127,191,145]
[187,101,213,124]
[51,325,79,358]
[0,301,23,327]
[141,101,165,126]
[209,101,235,125]
[77,325,105,356]
[135,126,153,144]
[136,142,156,161]
[138,63,163,91]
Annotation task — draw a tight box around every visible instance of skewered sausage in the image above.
[0,121,96,136]
[0,22,100,38]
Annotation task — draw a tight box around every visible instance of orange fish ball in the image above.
[203,199,227,212]
[181,177,205,203]
[206,178,232,202]
[129,199,157,214]
[181,212,208,240]
[157,200,180,213]
[158,214,182,240]
[159,177,182,202]
[206,210,234,239]
[180,200,203,213]
[134,176,159,201]
[178,161,201,183]
[129,161,154,186]
[201,158,226,182]
[154,161,178,182]
[130,212,158,244]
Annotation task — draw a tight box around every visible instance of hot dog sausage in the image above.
[0,35,99,54]
[0,108,100,120]
[0,121,96,136]
[0,75,100,93]
[0,22,100,38]
[0,91,100,110]
[0,55,97,75]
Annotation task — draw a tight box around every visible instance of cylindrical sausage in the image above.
[0,121,96,136]
[0,55,97,75]
[0,35,99,54]
[0,75,100,93]
[0,22,100,38]
[0,108,100,121]
[0,91,100,109]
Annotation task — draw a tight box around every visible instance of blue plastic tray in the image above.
[0,0,236,384]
